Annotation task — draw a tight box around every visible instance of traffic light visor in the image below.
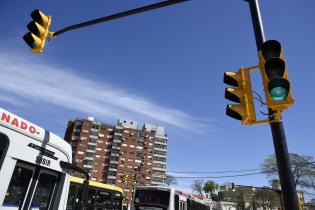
[262,40,281,60]
[225,88,241,103]
[224,72,240,87]
[27,21,45,37]
[268,78,290,102]
[226,105,244,120]
[23,32,42,49]
[31,9,49,27]
[265,58,285,79]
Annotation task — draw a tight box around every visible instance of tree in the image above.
[261,153,315,191]
[219,187,253,209]
[165,175,177,186]
[203,180,219,198]
[191,179,204,195]
[252,189,281,209]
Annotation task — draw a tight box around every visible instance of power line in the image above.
[172,171,268,179]
[167,168,264,174]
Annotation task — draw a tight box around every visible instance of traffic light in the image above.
[121,175,127,183]
[224,67,256,125]
[231,183,235,192]
[297,192,304,210]
[132,174,137,183]
[23,9,52,53]
[258,40,294,112]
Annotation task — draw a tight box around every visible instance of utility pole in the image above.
[245,0,298,209]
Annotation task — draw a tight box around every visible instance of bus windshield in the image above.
[134,189,170,210]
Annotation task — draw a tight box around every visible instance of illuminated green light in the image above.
[270,87,288,102]
[268,78,290,102]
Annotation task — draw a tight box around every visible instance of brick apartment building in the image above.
[64,117,168,205]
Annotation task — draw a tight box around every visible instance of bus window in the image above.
[94,190,111,209]
[0,133,9,169]
[67,184,82,210]
[112,193,123,210]
[134,188,170,210]
[3,165,33,208]
[87,188,96,210]
[30,172,59,209]
[174,195,179,210]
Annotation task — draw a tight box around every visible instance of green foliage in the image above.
[203,180,219,197]
[219,187,282,209]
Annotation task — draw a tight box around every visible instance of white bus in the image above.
[132,186,211,210]
[0,108,89,210]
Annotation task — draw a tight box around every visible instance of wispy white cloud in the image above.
[0,51,215,132]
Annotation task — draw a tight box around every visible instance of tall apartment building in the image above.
[64,117,168,204]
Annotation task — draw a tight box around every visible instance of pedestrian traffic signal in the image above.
[258,40,294,112]
[23,9,52,53]
[224,67,256,125]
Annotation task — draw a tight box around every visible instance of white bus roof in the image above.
[0,108,71,158]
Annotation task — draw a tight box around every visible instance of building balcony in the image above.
[152,173,166,178]
[109,168,118,171]
[113,139,121,143]
[154,147,167,152]
[83,164,93,169]
[107,175,117,180]
[91,128,99,132]
[84,156,94,161]
[151,180,165,185]
[153,160,166,165]
[114,132,122,136]
[89,134,98,139]
[88,142,97,146]
[153,153,167,158]
[86,149,96,153]
[152,167,167,172]
[154,141,167,146]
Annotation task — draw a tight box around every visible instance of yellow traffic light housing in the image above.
[231,183,235,192]
[224,67,256,125]
[258,40,294,112]
[297,192,304,210]
[132,174,137,183]
[23,9,52,53]
[121,175,127,183]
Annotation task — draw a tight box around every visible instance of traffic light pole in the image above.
[244,0,299,209]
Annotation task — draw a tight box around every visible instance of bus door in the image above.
[87,188,96,210]
[2,161,61,210]
[179,201,186,210]
[112,192,122,210]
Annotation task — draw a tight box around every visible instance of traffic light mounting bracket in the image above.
[241,65,273,125]
[241,65,270,125]
[246,64,286,124]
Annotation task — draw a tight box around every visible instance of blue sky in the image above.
[1,0,314,194]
